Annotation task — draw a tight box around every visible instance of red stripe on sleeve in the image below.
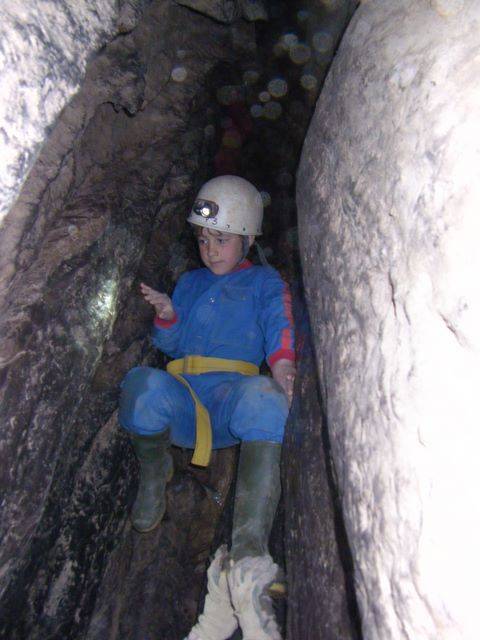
[282,284,294,350]
[268,348,295,368]
[154,312,178,328]
[281,327,292,350]
[268,282,295,367]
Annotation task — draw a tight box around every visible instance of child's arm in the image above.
[259,268,296,405]
[271,358,296,406]
[140,283,175,321]
[141,273,191,357]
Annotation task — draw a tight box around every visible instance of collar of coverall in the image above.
[208,259,253,277]
[234,259,253,272]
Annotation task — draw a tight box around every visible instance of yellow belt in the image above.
[166,356,259,467]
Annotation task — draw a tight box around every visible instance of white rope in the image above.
[184,546,238,640]
[227,554,282,640]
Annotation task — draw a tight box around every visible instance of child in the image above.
[119,175,295,639]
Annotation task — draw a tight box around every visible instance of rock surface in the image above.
[0,0,150,225]
[85,446,237,640]
[297,1,480,638]
[175,0,268,23]
[0,2,254,637]
[283,287,360,640]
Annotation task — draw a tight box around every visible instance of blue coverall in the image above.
[119,260,295,448]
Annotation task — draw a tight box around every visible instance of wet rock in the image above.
[174,0,267,24]
[283,289,360,640]
[297,1,480,638]
[240,0,268,21]
[0,2,255,637]
[175,0,240,23]
[85,446,237,640]
[0,0,150,224]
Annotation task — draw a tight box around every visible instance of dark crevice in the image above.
[318,372,364,639]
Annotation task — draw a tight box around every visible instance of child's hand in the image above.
[271,359,296,407]
[140,283,175,321]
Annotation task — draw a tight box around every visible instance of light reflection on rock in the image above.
[320,0,342,11]
[263,101,282,120]
[289,43,311,65]
[243,69,260,85]
[259,90,271,103]
[312,31,333,53]
[216,85,244,105]
[300,74,318,90]
[87,275,119,334]
[260,190,271,207]
[171,65,187,82]
[282,32,298,47]
[282,32,298,48]
[431,0,464,16]
[268,77,288,98]
[242,0,268,21]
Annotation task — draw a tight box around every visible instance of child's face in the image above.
[196,227,246,275]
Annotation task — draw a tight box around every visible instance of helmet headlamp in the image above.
[192,199,219,219]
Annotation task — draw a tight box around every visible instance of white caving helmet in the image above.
[187,175,263,236]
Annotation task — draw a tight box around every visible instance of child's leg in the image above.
[223,375,288,444]
[118,366,196,532]
[230,440,281,560]
[214,376,287,559]
[119,366,197,447]
[186,375,286,639]
[220,376,286,639]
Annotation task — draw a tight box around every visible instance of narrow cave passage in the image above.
[0,2,359,639]
[4,1,479,640]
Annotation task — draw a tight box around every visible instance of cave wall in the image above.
[0,0,267,228]
[0,1,257,637]
[283,287,360,640]
[0,0,151,226]
[297,1,480,638]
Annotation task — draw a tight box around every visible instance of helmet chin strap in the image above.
[238,236,270,267]
[254,241,269,266]
[240,236,250,263]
